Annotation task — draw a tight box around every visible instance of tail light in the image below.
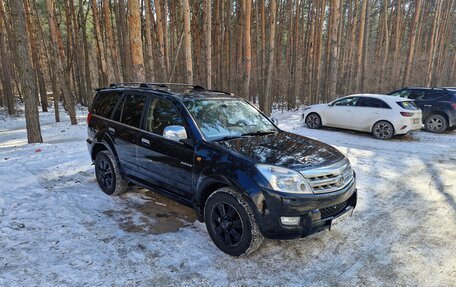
[87,112,92,124]
[400,112,414,117]
[451,103,456,110]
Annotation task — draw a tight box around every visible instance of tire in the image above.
[94,151,128,196]
[204,187,264,256]
[424,114,448,133]
[305,113,322,129]
[372,121,394,140]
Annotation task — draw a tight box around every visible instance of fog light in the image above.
[280,216,300,226]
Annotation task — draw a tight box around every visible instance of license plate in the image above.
[332,209,352,227]
[413,118,420,124]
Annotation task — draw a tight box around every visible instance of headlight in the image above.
[256,164,312,194]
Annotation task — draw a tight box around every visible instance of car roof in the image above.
[95,83,239,101]
[343,93,410,102]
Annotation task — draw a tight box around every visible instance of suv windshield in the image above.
[184,99,277,141]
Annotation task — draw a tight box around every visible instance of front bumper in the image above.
[256,180,357,240]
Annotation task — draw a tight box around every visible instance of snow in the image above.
[1,106,455,286]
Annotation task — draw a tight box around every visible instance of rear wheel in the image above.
[305,113,322,129]
[372,121,394,140]
[95,151,128,195]
[204,187,263,256]
[424,114,448,133]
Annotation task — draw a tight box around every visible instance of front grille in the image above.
[300,159,354,194]
[320,200,348,219]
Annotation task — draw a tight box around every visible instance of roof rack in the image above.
[100,82,234,97]
[108,82,205,91]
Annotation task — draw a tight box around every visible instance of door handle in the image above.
[108,127,115,133]
[141,138,150,145]
[423,105,432,107]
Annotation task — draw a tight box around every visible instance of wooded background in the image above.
[0,0,455,143]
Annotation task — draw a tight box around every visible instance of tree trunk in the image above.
[144,0,155,81]
[205,0,212,89]
[91,0,109,86]
[80,0,93,104]
[182,0,193,84]
[0,2,15,115]
[127,0,145,82]
[356,0,368,92]
[9,0,42,143]
[379,0,389,91]
[24,0,48,112]
[403,0,423,86]
[391,0,402,89]
[426,0,443,87]
[327,0,340,100]
[263,0,276,116]
[103,0,121,83]
[242,0,252,99]
[154,0,168,81]
[46,0,77,125]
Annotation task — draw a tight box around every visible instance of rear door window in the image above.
[120,94,147,128]
[407,90,425,100]
[357,97,390,108]
[91,91,122,118]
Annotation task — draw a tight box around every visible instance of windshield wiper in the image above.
[241,130,278,137]
[211,135,244,142]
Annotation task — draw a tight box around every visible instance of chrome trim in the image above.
[300,158,354,194]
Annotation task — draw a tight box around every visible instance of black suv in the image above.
[87,83,357,256]
[388,87,456,133]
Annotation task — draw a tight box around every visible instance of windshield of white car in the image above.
[184,99,278,141]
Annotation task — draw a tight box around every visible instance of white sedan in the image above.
[302,94,422,139]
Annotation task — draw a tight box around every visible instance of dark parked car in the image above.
[388,87,456,133]
[87,83,357,256]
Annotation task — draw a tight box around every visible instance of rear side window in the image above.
[357,97,390,108]
[397,101,419,110]
[91,92,122,118]
[120,94,147,128]
[424,91,449,100]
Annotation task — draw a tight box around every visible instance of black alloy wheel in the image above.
[96,158,114,190]
[211,202,244,246]
[204,187,263,256]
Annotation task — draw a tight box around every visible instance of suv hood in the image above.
[217,131,345,170]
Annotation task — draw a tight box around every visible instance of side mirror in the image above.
[328,103,334,107]
[270,117,279,126]
[163,125,187,142]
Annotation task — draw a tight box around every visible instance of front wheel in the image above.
[424,114,448,133]
[372,121,394,140]
[305,113,322,129]
[204,187,264,256]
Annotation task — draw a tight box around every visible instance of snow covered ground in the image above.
[0,106,455,286]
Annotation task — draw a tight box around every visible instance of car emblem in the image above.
[336,176,344,186]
